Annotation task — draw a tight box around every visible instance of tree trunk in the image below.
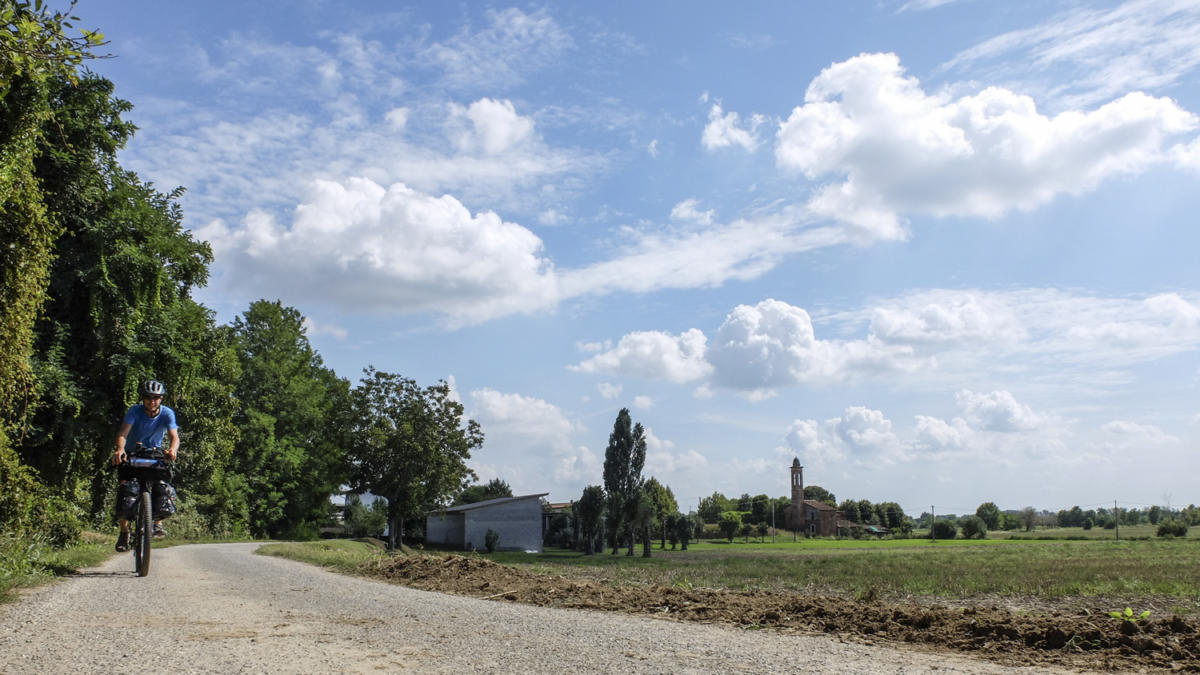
[626,523,635,556]
[642,526,651,557]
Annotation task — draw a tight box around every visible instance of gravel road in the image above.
[0,543,1075,674]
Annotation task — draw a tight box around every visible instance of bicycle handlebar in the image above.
[120,445,174,468]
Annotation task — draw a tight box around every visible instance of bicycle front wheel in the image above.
[136,491,152,577]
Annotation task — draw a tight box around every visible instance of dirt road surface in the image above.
[0,543,1072,674]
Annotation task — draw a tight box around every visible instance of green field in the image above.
[481,536,1200,612]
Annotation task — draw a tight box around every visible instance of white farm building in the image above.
[425,493,548,553]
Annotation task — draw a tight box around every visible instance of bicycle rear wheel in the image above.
[136,491,152,577]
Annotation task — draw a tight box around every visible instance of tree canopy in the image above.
[348,368,482,550]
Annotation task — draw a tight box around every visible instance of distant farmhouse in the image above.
[783,458,842,536]
[425,493,548,552]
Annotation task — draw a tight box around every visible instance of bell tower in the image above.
[791,457,804,506]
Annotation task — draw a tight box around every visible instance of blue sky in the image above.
[89,1,1200,516]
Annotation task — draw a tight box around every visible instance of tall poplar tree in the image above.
[601,407,645,556]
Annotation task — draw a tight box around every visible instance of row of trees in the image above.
[0,5,481,551]
[1055,504,1200,529]
[696,490,911,533]
[569,409,698,557]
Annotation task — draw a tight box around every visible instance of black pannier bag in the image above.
[116,478,140,520]
[152,481,177,520]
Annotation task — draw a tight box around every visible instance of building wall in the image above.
[425,513,464,546]
[464,498,544,552]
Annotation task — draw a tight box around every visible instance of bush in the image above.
[1157,520,1188,538]
[959,515,986,539]
[484,528,500,553]
[41,495,83,548]
[931,520,958,539]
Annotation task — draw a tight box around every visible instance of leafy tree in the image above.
[342,494,387,538]
[931,519,958,539]
[632,486,655,557]
[455,477,512,505]
[960,515,987,539]
[804,485,836,506]
[739,522,752,542]
[0,0,105,433]
[1019,507,1037,532]
[17,71,236,523]
[576,485,605,555]
[348,368,482,550]
[838,499,861,524]
[602,408,645,556]
[876,501,906,530]
[857,499,875,525]
[1,7,107,538]
[698,491,729,523]
[1147,505,1161,525]
[975,502,1001,530]
[642,477,677,548]
[672,511,694,550]
[771,496,790,528]
[718,511,742,542]
[736,493,753,512]
[750,494,770,526]
[230,301,350,538]
[755,522,769,542]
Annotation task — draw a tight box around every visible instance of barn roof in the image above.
[431,493,549,514]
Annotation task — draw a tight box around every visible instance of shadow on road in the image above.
[67,570,137,578]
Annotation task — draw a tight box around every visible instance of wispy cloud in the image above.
[941,0,1200,108]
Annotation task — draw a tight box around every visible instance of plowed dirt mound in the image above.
[364,554,1200,672]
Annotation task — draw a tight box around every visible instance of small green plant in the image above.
[671,576,694,590]
[1109,607,1150,623]
[484,528,500,553]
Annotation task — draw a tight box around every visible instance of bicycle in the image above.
[120,445,174,577]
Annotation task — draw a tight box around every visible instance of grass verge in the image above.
[0,532,112,603]
[256,538,391,574]
[0,530,256,603]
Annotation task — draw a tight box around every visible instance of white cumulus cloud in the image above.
[702,103,766,152]
[776,52,1197,240]
[448,98,536,155]
[569,329,713,383]
[195,177,558,324]
[955,389,1047,432]
[708,299,917,392]
[784,407,908,466]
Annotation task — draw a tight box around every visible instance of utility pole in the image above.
[930,505,935,541]
[770,498,775,543]
[1115,499,1119,541]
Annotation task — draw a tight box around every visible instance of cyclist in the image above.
[112,379,179,552]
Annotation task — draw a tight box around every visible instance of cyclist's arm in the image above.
[166,427,180,462]
[114,422,132,465]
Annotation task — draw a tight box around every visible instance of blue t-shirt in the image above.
[123,404,178,450]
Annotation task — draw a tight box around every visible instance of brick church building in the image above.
[784,457,840,536]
